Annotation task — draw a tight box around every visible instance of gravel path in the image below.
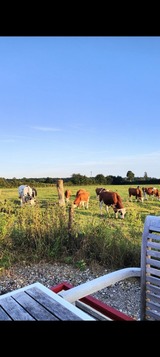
[0,262,141,320]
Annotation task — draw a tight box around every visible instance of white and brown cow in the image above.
[73,190,90,209]
[142,187,160,200]
[128,186,143,202]
[98,190,126,219]
[18,185,37,206]
[153,188,160,200]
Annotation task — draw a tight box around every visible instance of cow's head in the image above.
[113,207,126,219]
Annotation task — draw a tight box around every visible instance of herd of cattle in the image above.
[18,184,160,219]
[128,186,160,202]
[65,185,160,219]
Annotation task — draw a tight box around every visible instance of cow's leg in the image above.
[21,196,25,206]
[144,192,147,200]
[99,201,103,215]
[86,199,89,209]
[112,205,117,218]
[105,205,109,214]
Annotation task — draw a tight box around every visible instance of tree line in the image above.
[0,171,159,188]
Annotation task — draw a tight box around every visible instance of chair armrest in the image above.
[59,267,141,303]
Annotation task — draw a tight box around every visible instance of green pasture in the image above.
[0,184,160,272]
[1,183,160,217]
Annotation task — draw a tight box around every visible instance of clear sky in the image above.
[1,36,160,179]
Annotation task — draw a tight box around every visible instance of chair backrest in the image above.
[140,215,160,320]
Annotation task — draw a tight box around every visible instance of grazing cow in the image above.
[98,190,126,219]
[153,188,160,200]
[128,186,143,202]
[18,185,37,206]
[144,187,160,200]
[73,191,90,209]
[142,187,155,200]
[64,189,72,203]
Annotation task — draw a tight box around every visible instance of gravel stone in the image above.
[0,262,141,320]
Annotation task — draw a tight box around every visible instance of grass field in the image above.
[1,184,160,271]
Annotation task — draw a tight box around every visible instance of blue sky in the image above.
[0,36,160,179]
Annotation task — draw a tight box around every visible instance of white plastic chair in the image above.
[59,215,160,320]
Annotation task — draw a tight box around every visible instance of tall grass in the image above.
[0,184,160,272]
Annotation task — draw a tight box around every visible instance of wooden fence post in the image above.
[56,179,65,206]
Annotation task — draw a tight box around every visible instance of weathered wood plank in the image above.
[26,287,82,320]
[146,266,160,277]
[146,309,160,320]
[0,306,12,320]
[146,249,160,259]
[13,291,59,320]
[147,241,160,250]
[0,296,34,320]
[146,284,160,295]
[147,275,160,287]
[146,257,160,268]
[0,282,94,321]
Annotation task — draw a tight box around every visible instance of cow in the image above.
[142,187,160,201]
[64,189,72,203]
[73,190,90,209]
[128,186,143,202]
[142,187,154,200]
[18,185,37,206]
[98,190,126,219]
[153,188,160,200]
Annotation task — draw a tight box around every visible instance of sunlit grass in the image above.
[0,184,160,272]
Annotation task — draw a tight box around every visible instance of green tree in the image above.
[126,170,135,181]
[71,174,89,185]
[144,172,148,180]
[95,174,106,184]
[106,175,114,184]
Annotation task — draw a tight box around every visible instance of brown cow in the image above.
[128,186,143,202]
[142,187,155,200]
[64,189,72,203]
[73,191,90,209]
[98,190,126,219]
[142,187,160,201]
[153,188,160,200]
